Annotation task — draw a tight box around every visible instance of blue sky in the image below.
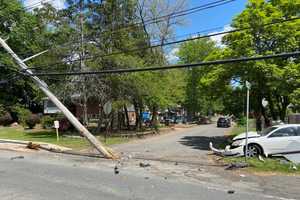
[24,0,247,37]
[176,0,248,37]
[166,0,248,62]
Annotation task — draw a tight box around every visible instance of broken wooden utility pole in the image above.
[0,37,116,159]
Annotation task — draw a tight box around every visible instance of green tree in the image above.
[0,0,50,112]
[223,0,299,122]
[177,38,218,120]
[199,0,300,129]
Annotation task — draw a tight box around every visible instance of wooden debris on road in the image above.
[27,142,40,150]
[10,156,24,160]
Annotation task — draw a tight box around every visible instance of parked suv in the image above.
[217,117,231,128]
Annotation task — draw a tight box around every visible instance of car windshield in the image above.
[260,127,278,136]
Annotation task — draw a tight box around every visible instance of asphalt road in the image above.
[114,124,229,164]
[0,124,299,200]
[0,150,283,200]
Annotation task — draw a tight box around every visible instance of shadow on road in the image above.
[179,135,230,150]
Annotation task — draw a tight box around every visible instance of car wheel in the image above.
[245,144,262,157]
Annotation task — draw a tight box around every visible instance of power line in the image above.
[30,16,300,70]
[24,0,234,62]
[29,26,226,70]
[30,51,300,76]
[64,0,235,38]
[126,0,235,31]
[151,26,225,45]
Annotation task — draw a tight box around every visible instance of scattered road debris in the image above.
[279,159,290,165]
[27,142,40,150]
[258,155,265,162]
[209,142,240,157]
[291,164,298,170]
[225,162,249,170]
[239,174,246,178]
[283,153,300,164]
[139,162,151,168]
[227,190,235,194]
[114,166,119,174]
[10,156,24,160]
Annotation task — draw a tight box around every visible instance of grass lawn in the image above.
[223,156,300,174]
[0,126,129,150]
[229,119,256,137]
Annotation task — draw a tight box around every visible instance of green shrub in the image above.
[237,116,247,126]
[0,104,5,116]
[0,112,13,126]
[41,115,54,129]
[58,117,72,132]
[25,114,40,129]
[12,105,31,127]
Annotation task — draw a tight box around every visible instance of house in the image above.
[43,98,137,125]
[43,98,61,114]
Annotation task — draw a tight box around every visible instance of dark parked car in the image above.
[217,117,231,128]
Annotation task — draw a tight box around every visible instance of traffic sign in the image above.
[103,101,112,115]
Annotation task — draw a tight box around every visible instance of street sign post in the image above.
[103,101,112,143]
[262,98,268,107]
[245,81,251,160]
[54,120,60,141]
[103,101,112,115]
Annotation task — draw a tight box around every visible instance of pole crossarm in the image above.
[22,50,49,62]
[0,37,116,159]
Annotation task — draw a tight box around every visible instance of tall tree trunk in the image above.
[83,93,88,126]
[133,100,139,130]
[110,111,114,131]
[261,105,271,128]
[151,105,158,131]
[138,103,143,130]
[134,100,142,131]
[279,96,289,121]
[267,95,277,120]
[124,104,130,130]
[117,111,122,131]
[96,106,103,133]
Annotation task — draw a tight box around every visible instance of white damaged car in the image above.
[210,124,300,157]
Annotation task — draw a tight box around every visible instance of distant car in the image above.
[217,117,231,128]
[230,124,300,157]
[198,116,211,125]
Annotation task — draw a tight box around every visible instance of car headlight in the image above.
[232,140,244,147]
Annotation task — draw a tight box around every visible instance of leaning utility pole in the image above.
[0,37,116,159]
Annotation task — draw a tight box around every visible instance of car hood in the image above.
[233,131,260,141]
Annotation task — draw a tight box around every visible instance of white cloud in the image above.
[210,25,232,47]
[24,0,65,10]
[166,47,179,63]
